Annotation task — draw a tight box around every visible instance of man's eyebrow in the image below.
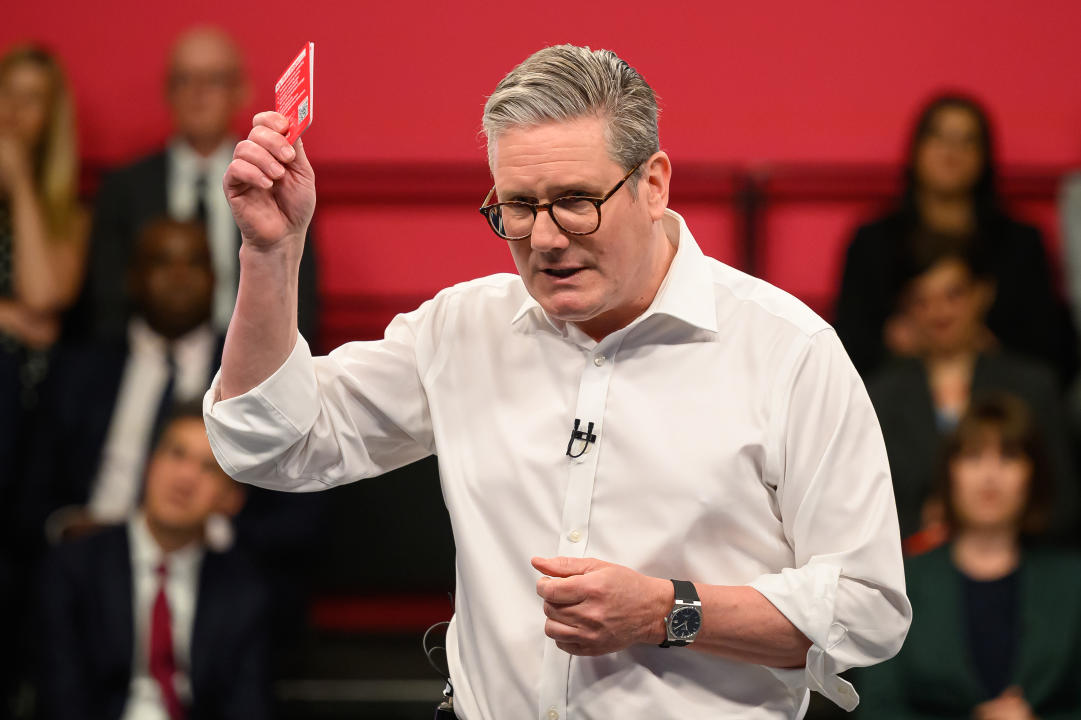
[502,182,603,202]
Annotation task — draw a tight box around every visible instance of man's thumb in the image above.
[531,556,603,578]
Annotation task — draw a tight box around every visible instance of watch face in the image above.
[670,606,702,639]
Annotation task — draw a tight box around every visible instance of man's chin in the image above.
[537,299,601,324]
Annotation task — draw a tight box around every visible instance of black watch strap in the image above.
[659,579,701,648]
[672,579,699,603]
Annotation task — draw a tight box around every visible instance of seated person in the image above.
[21,217,223,538]
[835,93,1071,382]
[21,215,325,648]
[1061,170,1081,360]
[855,394,1081,718]
[1059,171,1081,469]
[76,27,317,343]
[867,238,1076,542]
[36,402,271,720]
[0,43,88,511]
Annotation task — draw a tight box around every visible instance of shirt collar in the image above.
[127,511,205,573]
[511,208,718,336]
[169,136,235,179]
[128,317,216,360]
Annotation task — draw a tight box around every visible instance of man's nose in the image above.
[530,210,570,253]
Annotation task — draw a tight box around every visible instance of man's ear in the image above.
[126,263,142,309]
[974,277,997,316]
[232,74,252,114]
[643,151,671,222]
[216,479,246,518]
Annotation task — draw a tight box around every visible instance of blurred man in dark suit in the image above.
[76,26,317,342]
[37,403,272,720]
[24,217,223,537]
[23,216,326,651]
[3,217,222,720]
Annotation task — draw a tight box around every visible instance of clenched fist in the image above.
[223,111,315,252]
[532,555,673,657]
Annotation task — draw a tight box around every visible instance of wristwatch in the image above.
[659,579,702,647]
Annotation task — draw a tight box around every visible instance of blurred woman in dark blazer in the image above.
[856,394,1081,719]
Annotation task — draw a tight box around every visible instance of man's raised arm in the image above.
[219,111,316,400]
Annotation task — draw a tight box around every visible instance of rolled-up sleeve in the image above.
[203,309,436,492]
[749,329,912,711]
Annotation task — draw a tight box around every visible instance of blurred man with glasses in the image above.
[204,45,911,719]
[76,26,318,342]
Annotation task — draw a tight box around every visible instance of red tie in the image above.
[150,561,186,720]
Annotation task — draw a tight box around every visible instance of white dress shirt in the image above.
[122,512,204,720]
[168,138,237,332]
[89,319,218,523]
[204,210,911,719]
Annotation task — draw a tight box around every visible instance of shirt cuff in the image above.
[202,332,319,479]
[749,562,859,711]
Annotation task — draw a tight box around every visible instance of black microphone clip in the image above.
[565,418,597,458]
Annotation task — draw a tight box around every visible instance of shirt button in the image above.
[837,684,852,697]
[567,530,582,543]
[547,709,560,720]
[593,354,606,366]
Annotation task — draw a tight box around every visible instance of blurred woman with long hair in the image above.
[0,44,88,494]
[835,94,1069,382]
[0,44,89,715]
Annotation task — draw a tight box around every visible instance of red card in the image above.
[275,42,315,145]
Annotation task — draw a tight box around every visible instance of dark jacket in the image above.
[867,351,1077,540]
[72,149,318,343]
[834,211,1073,381]
[855,544,1081,718]
[18,330,327,578]
[18,333,327,644]
[37,524,272,720]
[17,334,222,548]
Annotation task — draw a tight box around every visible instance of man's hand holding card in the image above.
[223,42,317,250]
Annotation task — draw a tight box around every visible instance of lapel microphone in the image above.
[565,418,597,458]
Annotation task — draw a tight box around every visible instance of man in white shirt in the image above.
[204,45,911,719]
[38,403,271,720]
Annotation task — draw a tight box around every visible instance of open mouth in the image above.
[543,267,583,279]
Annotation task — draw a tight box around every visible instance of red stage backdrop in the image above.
[6,1,1081,347]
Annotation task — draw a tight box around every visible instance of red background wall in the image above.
[6,1,1081,347]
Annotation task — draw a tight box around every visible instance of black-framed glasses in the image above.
[478,161,643,240]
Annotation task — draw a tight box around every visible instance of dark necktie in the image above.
[150,349,177,448]
[193,173,209,227]
[149,561,186,720]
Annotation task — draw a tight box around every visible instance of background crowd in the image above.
[3,12,1081,720]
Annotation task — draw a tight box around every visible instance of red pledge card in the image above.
[275,42,315,145]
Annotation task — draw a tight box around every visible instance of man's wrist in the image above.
[645,575,674,645]
[238,236,305,276]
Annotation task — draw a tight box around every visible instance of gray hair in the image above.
[482,45,660,183]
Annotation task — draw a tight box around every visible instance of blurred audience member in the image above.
[1062,172,1081,329]
[0,44,87,504]
[37,403,272,720]
[77,26,317,343]
[868,238,1075,542]
[856,395,1081,718]
[1060,171,1081,445]
[0,45,87,720]
[835,93,1072,382]
[23,215,326,655]
[22,217,221,540]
